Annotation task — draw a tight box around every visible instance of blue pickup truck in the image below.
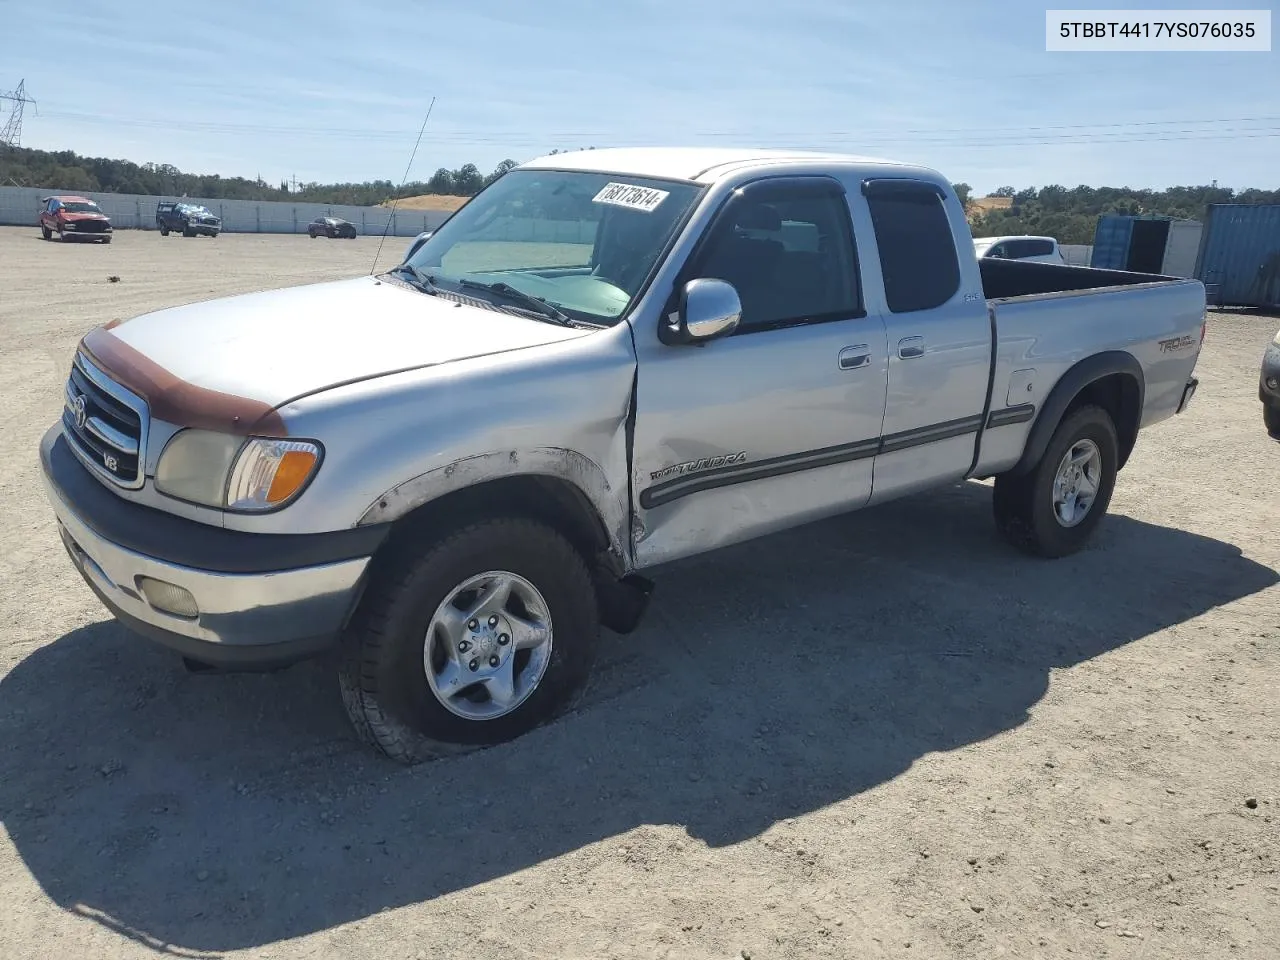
[156,201,221,238]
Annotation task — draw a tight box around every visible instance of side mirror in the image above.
[660,278,742,345]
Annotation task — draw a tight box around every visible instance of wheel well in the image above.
[1066,372,1142,468]
[373,474,620,578]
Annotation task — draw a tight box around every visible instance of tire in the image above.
[159,224,169,236]
[41,225,51,240]
[309,230,317,238]
[1265,404,1280,441]
[102,236,112,244]
[338,517,600,763]
[993,405,1119,558]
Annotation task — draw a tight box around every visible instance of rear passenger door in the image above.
[859,179,992,503]
[630,175,889,566]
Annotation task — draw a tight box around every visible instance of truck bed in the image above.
[979,257,1177,301]
[971,258,1206,479]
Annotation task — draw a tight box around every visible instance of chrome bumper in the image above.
[42,466,369,659]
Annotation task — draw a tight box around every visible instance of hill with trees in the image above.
[0,145,519,205]
[3,146,1277,244]
[961,182,1280,244]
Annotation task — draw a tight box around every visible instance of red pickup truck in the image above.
[39,195,113,243]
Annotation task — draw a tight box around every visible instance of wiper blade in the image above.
[390,263,442,295]
[456,278,579,327]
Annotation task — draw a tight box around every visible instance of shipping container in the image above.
[1193,203,1280,308]
[1089,214,1203,277]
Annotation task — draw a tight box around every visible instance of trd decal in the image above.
[649,451,747,481]
[1158,334,1196,353]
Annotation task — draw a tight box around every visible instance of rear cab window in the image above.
[864,180,961,313]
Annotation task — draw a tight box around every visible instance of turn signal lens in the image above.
[226,439,322,511]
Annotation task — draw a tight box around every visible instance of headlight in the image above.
[1273,329,1280,346]
[155,430,322,511]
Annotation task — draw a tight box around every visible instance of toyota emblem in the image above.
[72,394,87,430]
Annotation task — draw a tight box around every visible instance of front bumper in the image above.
[1261,343,1280,438]
[40,425,388,668]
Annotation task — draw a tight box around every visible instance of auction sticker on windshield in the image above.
[592,182,670,212]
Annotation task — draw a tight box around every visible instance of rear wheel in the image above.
[102,236,111,244]
[159,224,170,236]
[993,405,1118,558]
[338,517,600,763]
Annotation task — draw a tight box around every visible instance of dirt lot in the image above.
[1,225,1277,960]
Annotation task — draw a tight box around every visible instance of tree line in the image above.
[0,146,520,204]
[954,182,1280,245]
[2,145,1276,241]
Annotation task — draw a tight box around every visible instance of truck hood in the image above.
[90,276,592,411]
[59,211,109,222]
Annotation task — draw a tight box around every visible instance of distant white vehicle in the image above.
[973,235,1066,265]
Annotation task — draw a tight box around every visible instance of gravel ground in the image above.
[1,226,1278,960]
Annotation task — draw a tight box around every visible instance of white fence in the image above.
[0,185,453,236]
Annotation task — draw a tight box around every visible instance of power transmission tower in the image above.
[0,79,37,148]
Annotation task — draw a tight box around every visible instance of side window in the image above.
[865,182,961,313]
[987,243,1007,259]
[689,180,861,333]
[1025,239,1054,257]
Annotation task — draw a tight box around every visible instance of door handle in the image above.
[898,336,925,359]
[838,344,871,370]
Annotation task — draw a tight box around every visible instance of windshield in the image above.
[61,201,101,213]
[402,169,704,325]
[182,205,212,215]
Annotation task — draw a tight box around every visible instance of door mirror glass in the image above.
[663,278,742,344]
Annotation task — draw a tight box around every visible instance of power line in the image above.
[0,79,37,147]
[34,107,1280,147]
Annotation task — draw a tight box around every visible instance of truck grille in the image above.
[73,219,111,234]
[61,353,149,489]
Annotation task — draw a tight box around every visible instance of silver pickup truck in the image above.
[40,148,1205,761]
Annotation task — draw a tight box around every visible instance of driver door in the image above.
[628,175,889,567]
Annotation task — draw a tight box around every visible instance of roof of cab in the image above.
[518,147,939,185]
[43,195,93,202]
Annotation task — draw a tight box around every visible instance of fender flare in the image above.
[1009,350,1144,477]
[357,447,629,564]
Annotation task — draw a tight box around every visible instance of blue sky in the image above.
[4,0,1276,193]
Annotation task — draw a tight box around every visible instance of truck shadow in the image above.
[1,481,1275,953]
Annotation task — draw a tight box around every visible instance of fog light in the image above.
[1268,377,1279,391]
[136,577,199,619]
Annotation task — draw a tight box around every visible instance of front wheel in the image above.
[41,225,51,240]
[1265,404,1280,441]
[338,518,600,763]
[993,405,1119,558]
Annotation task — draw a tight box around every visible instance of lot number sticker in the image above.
[592,182,670,212]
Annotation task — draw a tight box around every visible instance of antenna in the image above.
[371,96,437,276]
[0,79,37,148]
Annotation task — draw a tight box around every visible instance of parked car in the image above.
[156,201,221,237]
[973,235,1066,264]
[309,216,358,239]
[404,230,433,260]
[39,196,113,243]
[39,147,1205,762]
[1262,327,1280,440]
